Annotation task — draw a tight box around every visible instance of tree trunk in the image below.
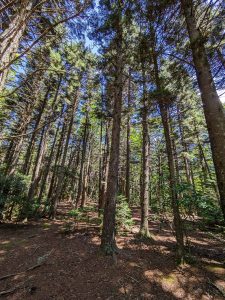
[98,118,103,210]
[101,16,123,254]
[6,104,33,175]
[27,124,49,202]
[22,86,50,175]
[125,69,131,204]
[48,110,67,213]
[81,144,91,208]
[76,114,89,207]
[194,124,220,200]
[181,0,225,220]
[38,118,60,203]
[150,29,184,260]
[157,150,164,212]
[159,102,184,261]
[50,94,78,218]
[177,104,193,185]
[0,0,33,91]
[140,68,150,238]
[99,120,111,212]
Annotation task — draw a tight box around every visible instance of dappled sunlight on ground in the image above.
[0,202,224,299]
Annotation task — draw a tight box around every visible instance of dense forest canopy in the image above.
[0,0,225,268]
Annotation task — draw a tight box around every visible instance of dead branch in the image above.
[0,280,29,296]
[0,249,54,281]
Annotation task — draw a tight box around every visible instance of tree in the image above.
[181,0,225,220]
[96,0,125,254]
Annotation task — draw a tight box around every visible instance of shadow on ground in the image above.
[0,202,224,300]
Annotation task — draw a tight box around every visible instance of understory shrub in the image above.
[177,182,223,223]
[116,195,133,233]
[0,172,31,220]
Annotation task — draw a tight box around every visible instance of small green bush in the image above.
[177,182,223,223]
[0,172,30,219]
[68,209,82,218]
[116,195,133,233]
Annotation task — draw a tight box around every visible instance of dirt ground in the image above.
[0,203,225,300]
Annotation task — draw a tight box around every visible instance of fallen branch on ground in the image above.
[0,249,54,281]
[0,280,29,296]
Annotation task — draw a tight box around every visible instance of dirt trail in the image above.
[0,202,224,300]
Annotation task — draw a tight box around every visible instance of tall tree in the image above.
[181,0,225,220]
[100,0,124,254]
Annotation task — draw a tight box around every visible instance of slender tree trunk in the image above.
[38,120,60,203]
[70,140,81,204]
[50,94,78,217]
[99,120,111,211]
[150,31,184,259]
[159,102,184,260]
[140,68,150,238]
[194,125,220,200]
[22,86,50,175]
[76,114,89,207]
[177,104,192,185]
[3,140,14,171]
[28,124,49,202]
[171,125,180,184]
[157,150,164,212]
[98,118,103,210]
[81,144,91,208]
[47,111,67,208]
[181,0,225,220]
[101,16,123,254]
[101,90,123,253]
[6,104,33,175]
[0,0,33,91]
[125,69,131,204]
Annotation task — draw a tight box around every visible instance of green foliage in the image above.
[68,209,82,218]
[0,172,30,219]
[79,206,97,213]
[116,195,133,232]
[177,182,223,223]
[196,195,223,223]
[0,172,44,220]
[19,197,41,220]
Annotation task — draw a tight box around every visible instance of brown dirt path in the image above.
[0,203,224,300]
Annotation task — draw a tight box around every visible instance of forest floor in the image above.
[0,203,225,300]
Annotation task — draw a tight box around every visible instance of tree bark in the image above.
[159,102,184,260]
[181,0,225,220]
[81,144,91,208]
[50,93,78,218]
[0,0,33,91]
[150,29,184,260]
[5,104,33,175]
[76,113,89,207]
[139,68,150,237]
[125,69,131,204]
[99,119,111,212]
[177,104,193,185]
[27,124,49,202]
[101,13,123,254]
[22,86,50,175]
